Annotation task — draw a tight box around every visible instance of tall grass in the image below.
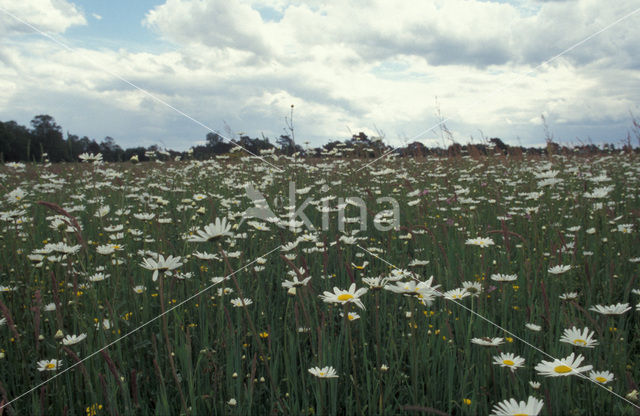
[0,153,638,414]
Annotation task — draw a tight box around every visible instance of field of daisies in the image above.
[0,151,639,415]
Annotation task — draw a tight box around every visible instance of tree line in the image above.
[2,114,637,164]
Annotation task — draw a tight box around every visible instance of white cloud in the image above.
[0,0,639,151]
[0,0,86,35]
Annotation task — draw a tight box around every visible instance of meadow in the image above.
[0,150,639,415]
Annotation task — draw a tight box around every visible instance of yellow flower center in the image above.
[45,363,55,369]
[596,376,607,383]
[319,372,325,376]
[337,294,354,301]
[573,339,587,346]
[554,365,572,373]
[503,359,515,366]
[515,414,528,416]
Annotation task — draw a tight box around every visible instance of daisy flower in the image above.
[491,273,517,282]
[192,251,220,261]
[559,292,578,300]
[89,272,109,282]
[320,283,368,310]
[37,359,63,372]
[230,297,253,307]
[61,333,87,346]
[282,275,312,289]
[140,254,183,282]
[589,303,631,315]
[443,288,470,300]
[462,281,483,296]
[548,265,571,274]
[362,276,389,290]
[559,327,599,348]
[525,323,542,332]
[384,276,441,306]
[133,285,146,294]
[589,370,614,384]
[493,353,525,372]
[534,352,592,377]
[308,366,339,378]
[340,312,361,321]
[490,396,544,416]
[465,237,495,248]
[188,218,232,242]
[471,337,504,347]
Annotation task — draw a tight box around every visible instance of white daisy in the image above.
[490,396,544,416]
[534,353,592,377]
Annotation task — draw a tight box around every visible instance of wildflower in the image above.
[188,218,232,242]
[584,186,613,199]
[89,272,109,282]
[471,337,504,347]
[465,237,494,247]
[140,254,183,282]
[534,352,592,377]
[230,297,253,307]
[340,312,361,321]
[443,288,470,300]
[548,265,571,274]
[491,273,517,282]
[133,285,146,294]
[308,366,339,378]
[589,303,631,315]
[462,281,483,296]
[95,319,112,330]
[559,292,578,300]
[525,323,541,332]
[282,275,312,289]
[79,152,103,163]
[493,353,525,372]
[384,276,441,306]
[320,283,368,310]
[529,381,540,389]
[559,327,599,348]
[617,224,633,234]
[62,333,87,346]
[490,396,544,416]
[37,359,63,372]
[589,370,614,384]
[94,205,110,218]
[193,251,220,260]
[228,398,237,406]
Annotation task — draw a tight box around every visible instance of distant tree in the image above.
[276,135,302,155]
[205,132,232,154]
[0,120,32,162]
[30,114,68,162]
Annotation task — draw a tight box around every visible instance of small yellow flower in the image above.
[463,398,471,405]
[259,332,269,338]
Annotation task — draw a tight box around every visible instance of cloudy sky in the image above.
[1,0,639,151]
